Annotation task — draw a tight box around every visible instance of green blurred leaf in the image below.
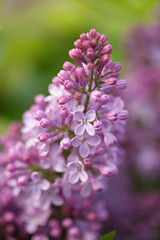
[99,231,116,240]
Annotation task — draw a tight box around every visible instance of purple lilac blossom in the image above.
[0,29,128,239]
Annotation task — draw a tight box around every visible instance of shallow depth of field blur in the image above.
[1,0,160,239]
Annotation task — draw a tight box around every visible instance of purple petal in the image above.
[52,195,64,206]
[86,135,101,146]
[85,123,95,136]
[80,171,88,182]
[67,162,78,171]
[69,172,79,184]
[40,158,51,169]
[74,122,85,136]
[33,185,41,200]
[72,136,81,147]
[76,105,85,112]
[104,133,117,147]
[79,142,90,158]
[40,179,50,190]
[86,110,96,122]
[31,172,41,182]
[54,157,66,172]
[74,111,84,121]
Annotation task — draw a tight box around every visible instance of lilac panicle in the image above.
[0,29,128,240]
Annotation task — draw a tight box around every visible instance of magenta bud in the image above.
[64,80,77,90]
[6,163,15,172]
[93,120,103,131]
[62,218,73,228]
[104,77,117,85]
[68,226,80,236]
[100,94,110,105]
[34,110,46,121]
[60,107,69,119]
[89,28,97,38]
[57,96,68,105]
[90,90,101,102]
[63,61,75,71]
[96,146,106,155]
[101,164,118,176]
[102,44,113,54]
[80,33,87,40]
[40,118,55,128]
[116,79,127,89]
[86,212,96,221]
[100,34,107,43]
[17,175,29,186]
[83,158,91,167]
[82,40,91,49]
[38,133,49,142]
[50,228,62,238]
[111,62,121,72]
[76,66,85,79]
[118,110,128,120]
[74,39,83,48]
[74,92,83,100]
[86,47,95,59]
[106,111,118,121]
[60,137,71,150]
[69,49,82,60]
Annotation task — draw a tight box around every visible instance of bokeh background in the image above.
[0,0,159,133]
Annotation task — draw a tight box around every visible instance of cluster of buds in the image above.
[0,29,128,239]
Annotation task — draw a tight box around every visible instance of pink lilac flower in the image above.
[67,161,88,184]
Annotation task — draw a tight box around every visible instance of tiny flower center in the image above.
[83,119,87,124]
[81,137,85,142]
[77,166,82,171]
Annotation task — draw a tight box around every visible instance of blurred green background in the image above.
[0,0,158,133]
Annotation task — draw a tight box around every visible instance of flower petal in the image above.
[72,136,81,147]
[69,172,79,184]
[86,135,101,146]
[75,122,85,136]
[67,162,78,171]
[54,157,66,172]
[80,170,88,182]
[31,172,41,182]
[40,179,50,190]
[52,194,64,206]
[86,110,96,122]
[85,123,95,136]
[74,111,84,121]
[79,142,90,158]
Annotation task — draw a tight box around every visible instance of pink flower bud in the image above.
[69,49,82,60]
[64,80,78,90]
[74,92,83,100]
[116,79,127,89]
[34,110,46,120]
[17,175,29,186]
[74,39,83,48]
[60,107,69,119]
[83,158,91,167]
[100,94,110,105]
[100,34,107,43]
[62,218,73,228]
[34,94,45,106]
[90,90,101,102]
[102,44,113,54]
[86,47,95,59]
[38,133,49,142]
[40,118,56,128]
[63,61,75,71]
[76,66,85,79]
[82,40,91,49]
[106,111,118,121]
[93,120,103,131]
[118,110,128,120]
[89,28,97,38]
[60,137,71,150]
[57,96,68,105]
[111,62,122,72]
[80,33,87,40]
[103,77,117,85]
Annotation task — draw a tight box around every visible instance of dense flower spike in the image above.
[0,29,127,239]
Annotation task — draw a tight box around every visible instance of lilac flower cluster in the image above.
[0,29,128,239]
[124,23,160,177]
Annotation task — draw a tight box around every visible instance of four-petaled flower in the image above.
[72,133,101,158]
[67,161,88,184]
[74,110,96,136]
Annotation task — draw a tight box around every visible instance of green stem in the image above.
[84,69,94,112]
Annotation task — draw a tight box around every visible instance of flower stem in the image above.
[84,69,94,112]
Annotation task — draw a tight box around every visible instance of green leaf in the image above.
[99,231,116,240]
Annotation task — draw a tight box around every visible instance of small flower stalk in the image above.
[0,29,127,239]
